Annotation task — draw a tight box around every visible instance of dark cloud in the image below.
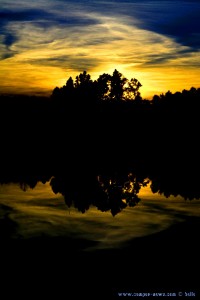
[113,1,200,50]
[157,10,200,50]
[67,0,200,51]
[28,55,100,70]
[143,48,200,66]
[75,35,124,47]
[0,8,99,27]
[0,30,18,59]
[0,9,44,22]
[1,53,14,60]
[3,32,18,48]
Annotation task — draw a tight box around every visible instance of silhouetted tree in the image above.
[110,69,127,101]
[95,73,111,101]
[124,78,142,101]
[51,69,142,106]
[75,70,92,88]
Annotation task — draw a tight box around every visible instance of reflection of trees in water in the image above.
[0,166,199,215]
[149,168,200,201]
[50,173,149,216]
[0,172,149,216]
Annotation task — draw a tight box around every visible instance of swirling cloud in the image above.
[0,0,199,97]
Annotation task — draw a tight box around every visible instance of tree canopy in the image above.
[51,69,142,103]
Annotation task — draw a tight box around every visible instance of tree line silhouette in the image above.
[0,69,199,214]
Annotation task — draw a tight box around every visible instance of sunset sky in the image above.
[0,0,200,99]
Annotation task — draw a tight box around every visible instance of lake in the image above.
[0,181,199,299]
[0,181,199,248]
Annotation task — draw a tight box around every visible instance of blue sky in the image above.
[0,0,200,97]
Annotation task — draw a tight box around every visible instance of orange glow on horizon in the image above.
[0,58,200,99]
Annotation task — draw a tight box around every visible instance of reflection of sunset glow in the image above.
[0,182,199,250]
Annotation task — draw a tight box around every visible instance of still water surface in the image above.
[0,181,199,251]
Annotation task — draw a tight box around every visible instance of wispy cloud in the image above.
[0,0,199,97]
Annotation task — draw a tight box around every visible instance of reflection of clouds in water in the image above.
[0,182,199,251]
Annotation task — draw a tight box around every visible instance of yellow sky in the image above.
[1,54,199,99]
